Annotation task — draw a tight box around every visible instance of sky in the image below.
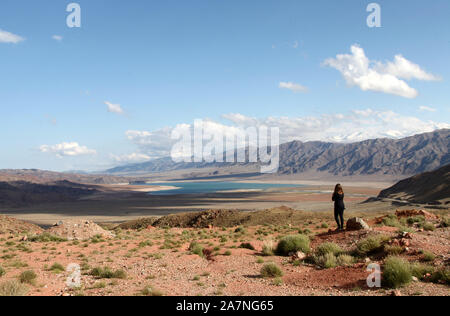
[0,0,449,171]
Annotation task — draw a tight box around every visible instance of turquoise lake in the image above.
[147,182,301,195]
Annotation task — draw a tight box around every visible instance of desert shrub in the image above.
[384,245,404,255]
[19,270,37,285]
[315,253,337,269]
[262,240,275,256]
[189,241,204,257]
[49,263,65,273]
[421,251,436,262]
[357,235,390,256]
[423,222,435,231]
[0,266,5,277]
[28,233,67,243]
[276,235,310,256]
[90,267,127,279]
[315,242,343,257]
[239,243,255,250]
[234,226,246,234]
[382,256,412,288]
[410,263,435,280]
[260,263,283,278]
[336,254,355,266]
[407,216,425,226]
[430,269,450,285]
[440,217,449,228]
[321,223,329,229]
[382,215,400,227]
[272,277,283,286]
[0,280,28,296]
[141,285,164,296]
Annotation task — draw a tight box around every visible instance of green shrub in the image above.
[315,253,337,269]
[384,245,404,255]
[407,216,425,226]
[315,242,343,257]
[430,269,450,285]
[276,235,310,256]
[19,270,37,285]
[423,222,435,231]
[422,251,436,262]
[260,263,283,278]
[28,233,67,242]
[141,285,164,296]
[49,263,65,273]
[239,243,255,250]
[357,235,390,256]
[189,241,204,257]
[0,266,5,277]
[382,215,400,227]
[321,223,329,229]
[440,217,449,228]
[383,256,412,288]
[272,277,283,286]
[410,263,435,280]
[90,267,127,279]
[336,254,355,266]
[0,280,28,296]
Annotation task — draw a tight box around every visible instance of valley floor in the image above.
[0,183,401,227]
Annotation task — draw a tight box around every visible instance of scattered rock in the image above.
[390,290,402,297]
[46,219,115,241]
[346,218,370,231]
[395,209,439,221]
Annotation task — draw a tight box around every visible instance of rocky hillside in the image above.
[378,164,450,205]
[0,169,131,184]
[0,181,98,207]
[106,129,450,178]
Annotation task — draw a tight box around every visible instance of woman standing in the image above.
[332,184,345,231]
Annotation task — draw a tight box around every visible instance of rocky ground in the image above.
[0,208,448,296]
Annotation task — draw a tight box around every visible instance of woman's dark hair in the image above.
[334,184,343,195]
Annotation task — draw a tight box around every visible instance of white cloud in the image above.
[279,82,308,93]
[376,55,440,81]
[105,101,124,115]
[0,29,25,44]
[52,35,63,42]
[110,153,151,164]
[122,110,450,159]
[419,106,437,112]
[40,142,96,158]
[125,128,174,159]
[324,45,439,98]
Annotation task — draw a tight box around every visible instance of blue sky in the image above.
[0,0,449,171]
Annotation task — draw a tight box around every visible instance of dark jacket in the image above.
[332,192,345,211]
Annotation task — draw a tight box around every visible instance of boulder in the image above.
[346,217,370,231]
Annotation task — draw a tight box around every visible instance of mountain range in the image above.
[106,129,450,178]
